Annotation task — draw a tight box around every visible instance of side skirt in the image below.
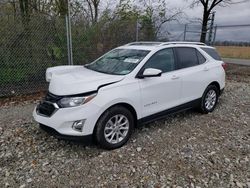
[138,98,201,125]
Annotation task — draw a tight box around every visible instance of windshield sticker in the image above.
[120,70,131,74]
[124,58,140,63]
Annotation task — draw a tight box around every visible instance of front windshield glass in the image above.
[85,48,150,75]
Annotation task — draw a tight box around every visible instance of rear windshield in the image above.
[201,47,222,61]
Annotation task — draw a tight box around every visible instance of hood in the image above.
[47,66,124,95]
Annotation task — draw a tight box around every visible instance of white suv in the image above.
[33,42,226,149]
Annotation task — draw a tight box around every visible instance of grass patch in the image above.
[215,46,250,59]
[0,67,29,84]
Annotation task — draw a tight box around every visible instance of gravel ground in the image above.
[0,64,249,188]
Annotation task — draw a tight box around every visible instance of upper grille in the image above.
[37,92,61,117]
[37,101,57,117]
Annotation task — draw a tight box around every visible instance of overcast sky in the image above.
[166,0,250,24]
[165,0,250,41]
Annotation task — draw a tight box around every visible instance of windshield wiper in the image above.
[85,65,122,75]
[107,55,131,60]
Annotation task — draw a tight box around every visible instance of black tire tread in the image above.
[95,105,134,150]
[199,85,219,114]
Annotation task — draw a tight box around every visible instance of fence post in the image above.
[183,24,187,41]
[136,19,139,41]
[66,0,73,65]
[212,25,217,45]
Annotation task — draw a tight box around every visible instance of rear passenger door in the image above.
[174,47,209,104]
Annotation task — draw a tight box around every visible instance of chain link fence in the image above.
[1,7,249,97]
[0,11,159,97]
[0,13,68,97]
[182,23,250,44]
[71,20,139,65]
[214,25,250,45]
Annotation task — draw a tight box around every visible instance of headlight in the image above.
[58,93,96,108]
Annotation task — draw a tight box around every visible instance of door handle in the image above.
[171,75,180,80]
[203,67,209,71]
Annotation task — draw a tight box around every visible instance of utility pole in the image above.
[208,12,215,45]
[66,0,73,65]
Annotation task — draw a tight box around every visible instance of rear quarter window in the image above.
[196,50,206,64]
[201,47,222,61]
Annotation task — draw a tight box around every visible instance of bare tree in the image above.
[85,0,100,23]
[140,0,182,39]
[191,0,247,42]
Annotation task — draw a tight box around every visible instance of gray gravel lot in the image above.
[0,64,249,188]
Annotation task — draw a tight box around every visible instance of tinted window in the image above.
[201,47,222,60]
[175,47,199,69]
[143,48,175,73]
[196,50,206,64]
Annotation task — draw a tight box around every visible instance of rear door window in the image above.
[174,47,199,69]
[201,47,222,60]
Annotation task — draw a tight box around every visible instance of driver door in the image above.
[138,48,182,118]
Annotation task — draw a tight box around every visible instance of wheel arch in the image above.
[208,81,221,94]
[93,102,138,138]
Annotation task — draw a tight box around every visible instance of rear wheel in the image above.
[95,106,134,149]
[199,85,219,114]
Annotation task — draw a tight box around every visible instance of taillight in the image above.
[221,62,227,70]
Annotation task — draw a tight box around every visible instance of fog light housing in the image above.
[72,120,85,132]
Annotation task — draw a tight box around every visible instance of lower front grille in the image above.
[37,101,57,117]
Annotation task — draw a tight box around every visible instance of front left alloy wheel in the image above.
[95,106,134,149]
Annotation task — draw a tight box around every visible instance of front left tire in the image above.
[94,106,134,150]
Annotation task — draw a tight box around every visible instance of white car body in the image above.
[33,42,225,140]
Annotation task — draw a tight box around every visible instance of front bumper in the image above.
[39,124,93,142]
[33,102,102,136]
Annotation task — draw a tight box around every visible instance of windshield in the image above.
[85,48,150,75]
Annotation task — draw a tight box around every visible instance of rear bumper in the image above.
[39,124,93,143]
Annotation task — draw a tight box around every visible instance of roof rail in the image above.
[125,41,206,47]
[159,41,206,46]
[125,42,163,46]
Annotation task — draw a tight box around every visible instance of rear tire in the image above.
[199,85,219,114]
[95,106,134,150]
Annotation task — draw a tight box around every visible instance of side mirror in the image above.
[139,68,162,78]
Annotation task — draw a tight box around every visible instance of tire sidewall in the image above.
[95,106,134,150]
[201,85,219,113]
